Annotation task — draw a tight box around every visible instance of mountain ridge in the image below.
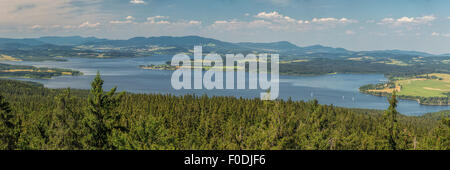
[0,35,440,56]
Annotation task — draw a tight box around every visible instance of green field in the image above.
[361,73,450,106]
[365,73,450,98]
[397,79,450,97]
[397,74,450,97]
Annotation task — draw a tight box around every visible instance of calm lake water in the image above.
[2,56,449,116]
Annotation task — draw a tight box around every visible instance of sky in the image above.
[2,0,450,54]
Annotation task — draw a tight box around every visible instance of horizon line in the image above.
[1,35,447,55]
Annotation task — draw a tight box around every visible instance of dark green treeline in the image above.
[0,73,448,150]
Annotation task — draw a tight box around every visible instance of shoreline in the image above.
[359,90,450,106]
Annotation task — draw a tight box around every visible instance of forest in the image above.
[279,57,450,78]
[0,75,449,150]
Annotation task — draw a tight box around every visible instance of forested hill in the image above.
[0,78,448,150]
[0,36,438,58]
[2,35,449,78]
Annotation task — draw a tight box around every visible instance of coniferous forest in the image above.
[0,73,449,150]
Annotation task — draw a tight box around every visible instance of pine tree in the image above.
[384,91,400,150]
[82,72,124,149]
[0,94,17,150]
[429,118,450,150]
[48,88,83,149]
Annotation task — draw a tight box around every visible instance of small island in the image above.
[0,63,82,79]
[360,73,450,106]
[139,61,243,71]
[139,64,179,70]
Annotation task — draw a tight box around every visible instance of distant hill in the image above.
[0,36,107,49]
[85,36,240,47]
[301,45,351,54]
[236,41,301,52]
[82,36,258,54]
[0,38,46,46]
[358,49,433,57]
[37,36,107,46]
[85,36,355,55]
[0,35,443,57]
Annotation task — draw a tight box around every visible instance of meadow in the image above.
[397,73,450,97]
[360,73,450,106]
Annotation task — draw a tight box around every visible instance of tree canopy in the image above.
[0,77,448,150]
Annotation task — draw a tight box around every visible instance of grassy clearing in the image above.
[279,59,309,64]
[367,84,400,94]
[396,73,450,97]
[385,59,410,66]
[372,59,409,66]
[397,79,450,97]
[347,56,375,61]
[364,73,450,98]
[0,54,22,61]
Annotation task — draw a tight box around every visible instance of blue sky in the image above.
[2,0,450,54]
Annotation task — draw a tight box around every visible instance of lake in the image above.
[2,56,449,116]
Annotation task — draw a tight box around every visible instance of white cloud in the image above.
[431,32,450,37]
[339,18,358,24]
[378,15,436,26]
[248,20,272,27]
[156,20,170,24]
[28,24,63,30]
[130,0,145,4]
[312,17,338,23]
[345,30,355,35]
[380,18,395,23]
[105,17,203,38]
[255,11,296,23]
[188,20,201,25]
[210,20,244,31]
[79,21,100,28]
[126,16,135,20]
[110,16,135,24]
[139,16,202,27]
[0,0,105,33]
[254,11,357,28]
[110,20,132,24]
[30,25,42,30]
[312,17,357,24]
[397,17,414,23]
[147,16,170,24]
[210,11,357,33]
[416,15,436,23]
[255,11,284,19]
[213,20,228,25]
